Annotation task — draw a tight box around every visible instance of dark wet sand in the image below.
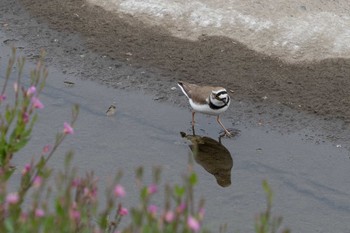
[0,0,347,147]
[13,0,350,123]
[1,0,350,144]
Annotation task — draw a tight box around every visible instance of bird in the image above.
[106,103,117,116]
[177,81,231,136]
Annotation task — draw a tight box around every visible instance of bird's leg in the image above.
[217,116,232,137]
[191,126,196,136]
[191,112,196,135]
[191,112,196,127]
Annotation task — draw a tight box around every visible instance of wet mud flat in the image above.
[1,0,350,232]
[1,0,349,145]
[14,0,350,124]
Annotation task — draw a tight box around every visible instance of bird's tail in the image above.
[177,81,190,99]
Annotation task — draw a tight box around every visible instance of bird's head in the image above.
[211,89,229,105]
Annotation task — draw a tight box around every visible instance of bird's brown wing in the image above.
[178,81,225,105]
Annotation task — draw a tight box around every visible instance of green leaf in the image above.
[174,185,185,198]
[28,114,38,130]
[36,156,46,171]
[131,208,143,227]
[4,218,14,232]
[189,172,198,186]
[55,199,65,217]
[262,180,273,205]
[12,138,29,152]
[142,224,153,233]
[5,108,14,123]
[4,168,15,181]
[262,180,270,194]
[98,214,108,229]
[140,186,148,200]
[43,216,55,233]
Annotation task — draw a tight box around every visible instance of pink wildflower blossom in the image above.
[164,211,175,223]
[63,122,74,135]
[22,112,29,123]
[83,187,98,202]
[147,204,158,216]
[0,95,6,102]
[42,144,51,154]
[33,176,42,188]
[114,184,126,198]
[176,202,186,214]
[22,163,31,175]
[32,97,44,109]
[187,216,200,232]
[26,86,36,96]
[147,184,158,195]
[70,209,81,222]
[6,192,19,205]
[35,208,45,217]
[70,203,81,222]
[71,178,81,187]
[119,207,128,216]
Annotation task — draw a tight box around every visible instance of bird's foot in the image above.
[219,128,240,138]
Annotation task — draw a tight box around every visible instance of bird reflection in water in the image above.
[180,131,236,187]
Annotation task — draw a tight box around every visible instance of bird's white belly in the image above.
[189,99,229,115]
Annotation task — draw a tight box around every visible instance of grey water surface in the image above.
[1,35,350,233]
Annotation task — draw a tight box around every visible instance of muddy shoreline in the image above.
[1,0,350,146]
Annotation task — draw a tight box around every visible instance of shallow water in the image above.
[1,34,350,232]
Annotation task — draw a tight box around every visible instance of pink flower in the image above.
[164,211,175,223]
[35,208,45,217]
[83,187,97,202]
[147,184,158,195]
[6,192,19,205]
[27,86,36,96]
[22,163,31,175]
[22,112,29,124]
[42,144,51,154]
[70,203,81,222]
[63,122,74,135]
[32,97,44,109]
[33,176,42,188]
[176,202,186,214]
[71,178,81,188]
[187,216,200,232]
[0,95,6,102]
[118,207,128,216]
[147,204,158,216]
[114,184,126,198]
[70,209,81,221]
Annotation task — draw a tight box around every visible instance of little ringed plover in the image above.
[177,81,231,136]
